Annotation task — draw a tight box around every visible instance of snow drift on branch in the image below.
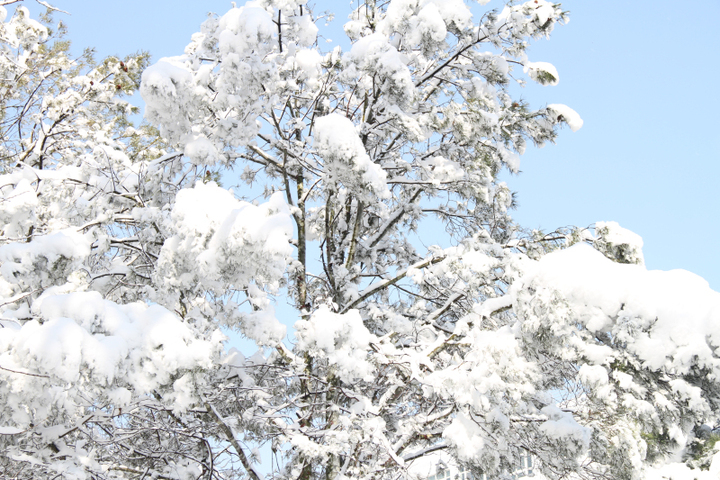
[547,104,583,132]
[140,56,194,141]
[295,307,376,383]
[516,243,720,374]
[155,182,293,294]
[314,113,391,200]
[0,291,219,410]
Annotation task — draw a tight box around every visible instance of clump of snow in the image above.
[533,0,557,25]
[378,0,472,45]
[473,295,513,319]
[314,113,391,200]
[415,3,449,42]
[496,1,563,42]
[594,220,644,265]
[524,61,559,86]
[344,33,415,107]
[168,374,199,414]
[382,2,447,45]
[539,404,592,447]
[0,426,23,435]
[578,364,609,388]
[443,411,488,461]
[547,104,584,132]
[419,156,465,183]
[514,242,720,377]
[425,325,538,429]
[183,134,220,165]
[429,0,474,31]
[140,56,192,103]
[156,182,293,293]
[242,304,288,346]
[509,238,720,475]
[0,291,218,403]
[595,221,643,248]
[217,4,276,55]
[294,48,324,87]
[155,183,292,344]
[0,176,38,237]
[2,7,47,65]
[140,56,194,141]
[0,229,91,283]
[644,449,720,479]
[292,14,318,46]
[295,307,376,383]
[500,148,521,173]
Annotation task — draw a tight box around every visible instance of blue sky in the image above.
[15,0,720,289]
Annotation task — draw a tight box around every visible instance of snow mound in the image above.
[295,307,376,383]
[314,113,391,200]
[516,242,720,375]
[547,104,583,132]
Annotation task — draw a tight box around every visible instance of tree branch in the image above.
[340,254,446,314]
[205,401,264,480]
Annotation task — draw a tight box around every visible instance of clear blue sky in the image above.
[15,0,720,289]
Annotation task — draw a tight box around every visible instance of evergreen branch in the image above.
[345,200,364,269]
[0,289,38,307]
[425,292,465,325]
[108,466,175,480]
[402,443,449,462]
[340,254,446,314]
[415,33,491,88]
[364,189,422,250]
[0,364,49,378]
[205,401,264,480]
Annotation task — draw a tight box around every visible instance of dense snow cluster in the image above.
[295,307,376,382]
[314,114,392,200]
[156,183,293,294]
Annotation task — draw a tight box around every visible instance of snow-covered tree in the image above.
[1,1,719,480]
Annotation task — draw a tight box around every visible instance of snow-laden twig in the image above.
[340,254,446,314]
[204,401,265,480]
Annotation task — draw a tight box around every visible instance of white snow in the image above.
[515,242,720,376]
[644,449,720,479]
[183,134,220,165]
[314,113,391,199]
[443,411,488,461]
[547,104,584,132]
[0,426,23,435]
[534,1,556,25]
[140,56,194,140]
[0,229,91,281]
[2,3,709,478]
[292,14,318,46]
[415,3,447,43]
[595,220,643,250]
[1,291,218,396]
[0,176,38,237]
[420,156,465,183]
[295,307,376,383]
[295,48,323,77]
[426,0,474,30]
[140,57,192,101]
[524,61,559,86]
[218,5,275,55]
[538,405,591,446]
[346,32,415,106]
[157,182,293,291]
[153,183,292,344]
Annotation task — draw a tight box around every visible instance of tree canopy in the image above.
[1,1,719,479]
